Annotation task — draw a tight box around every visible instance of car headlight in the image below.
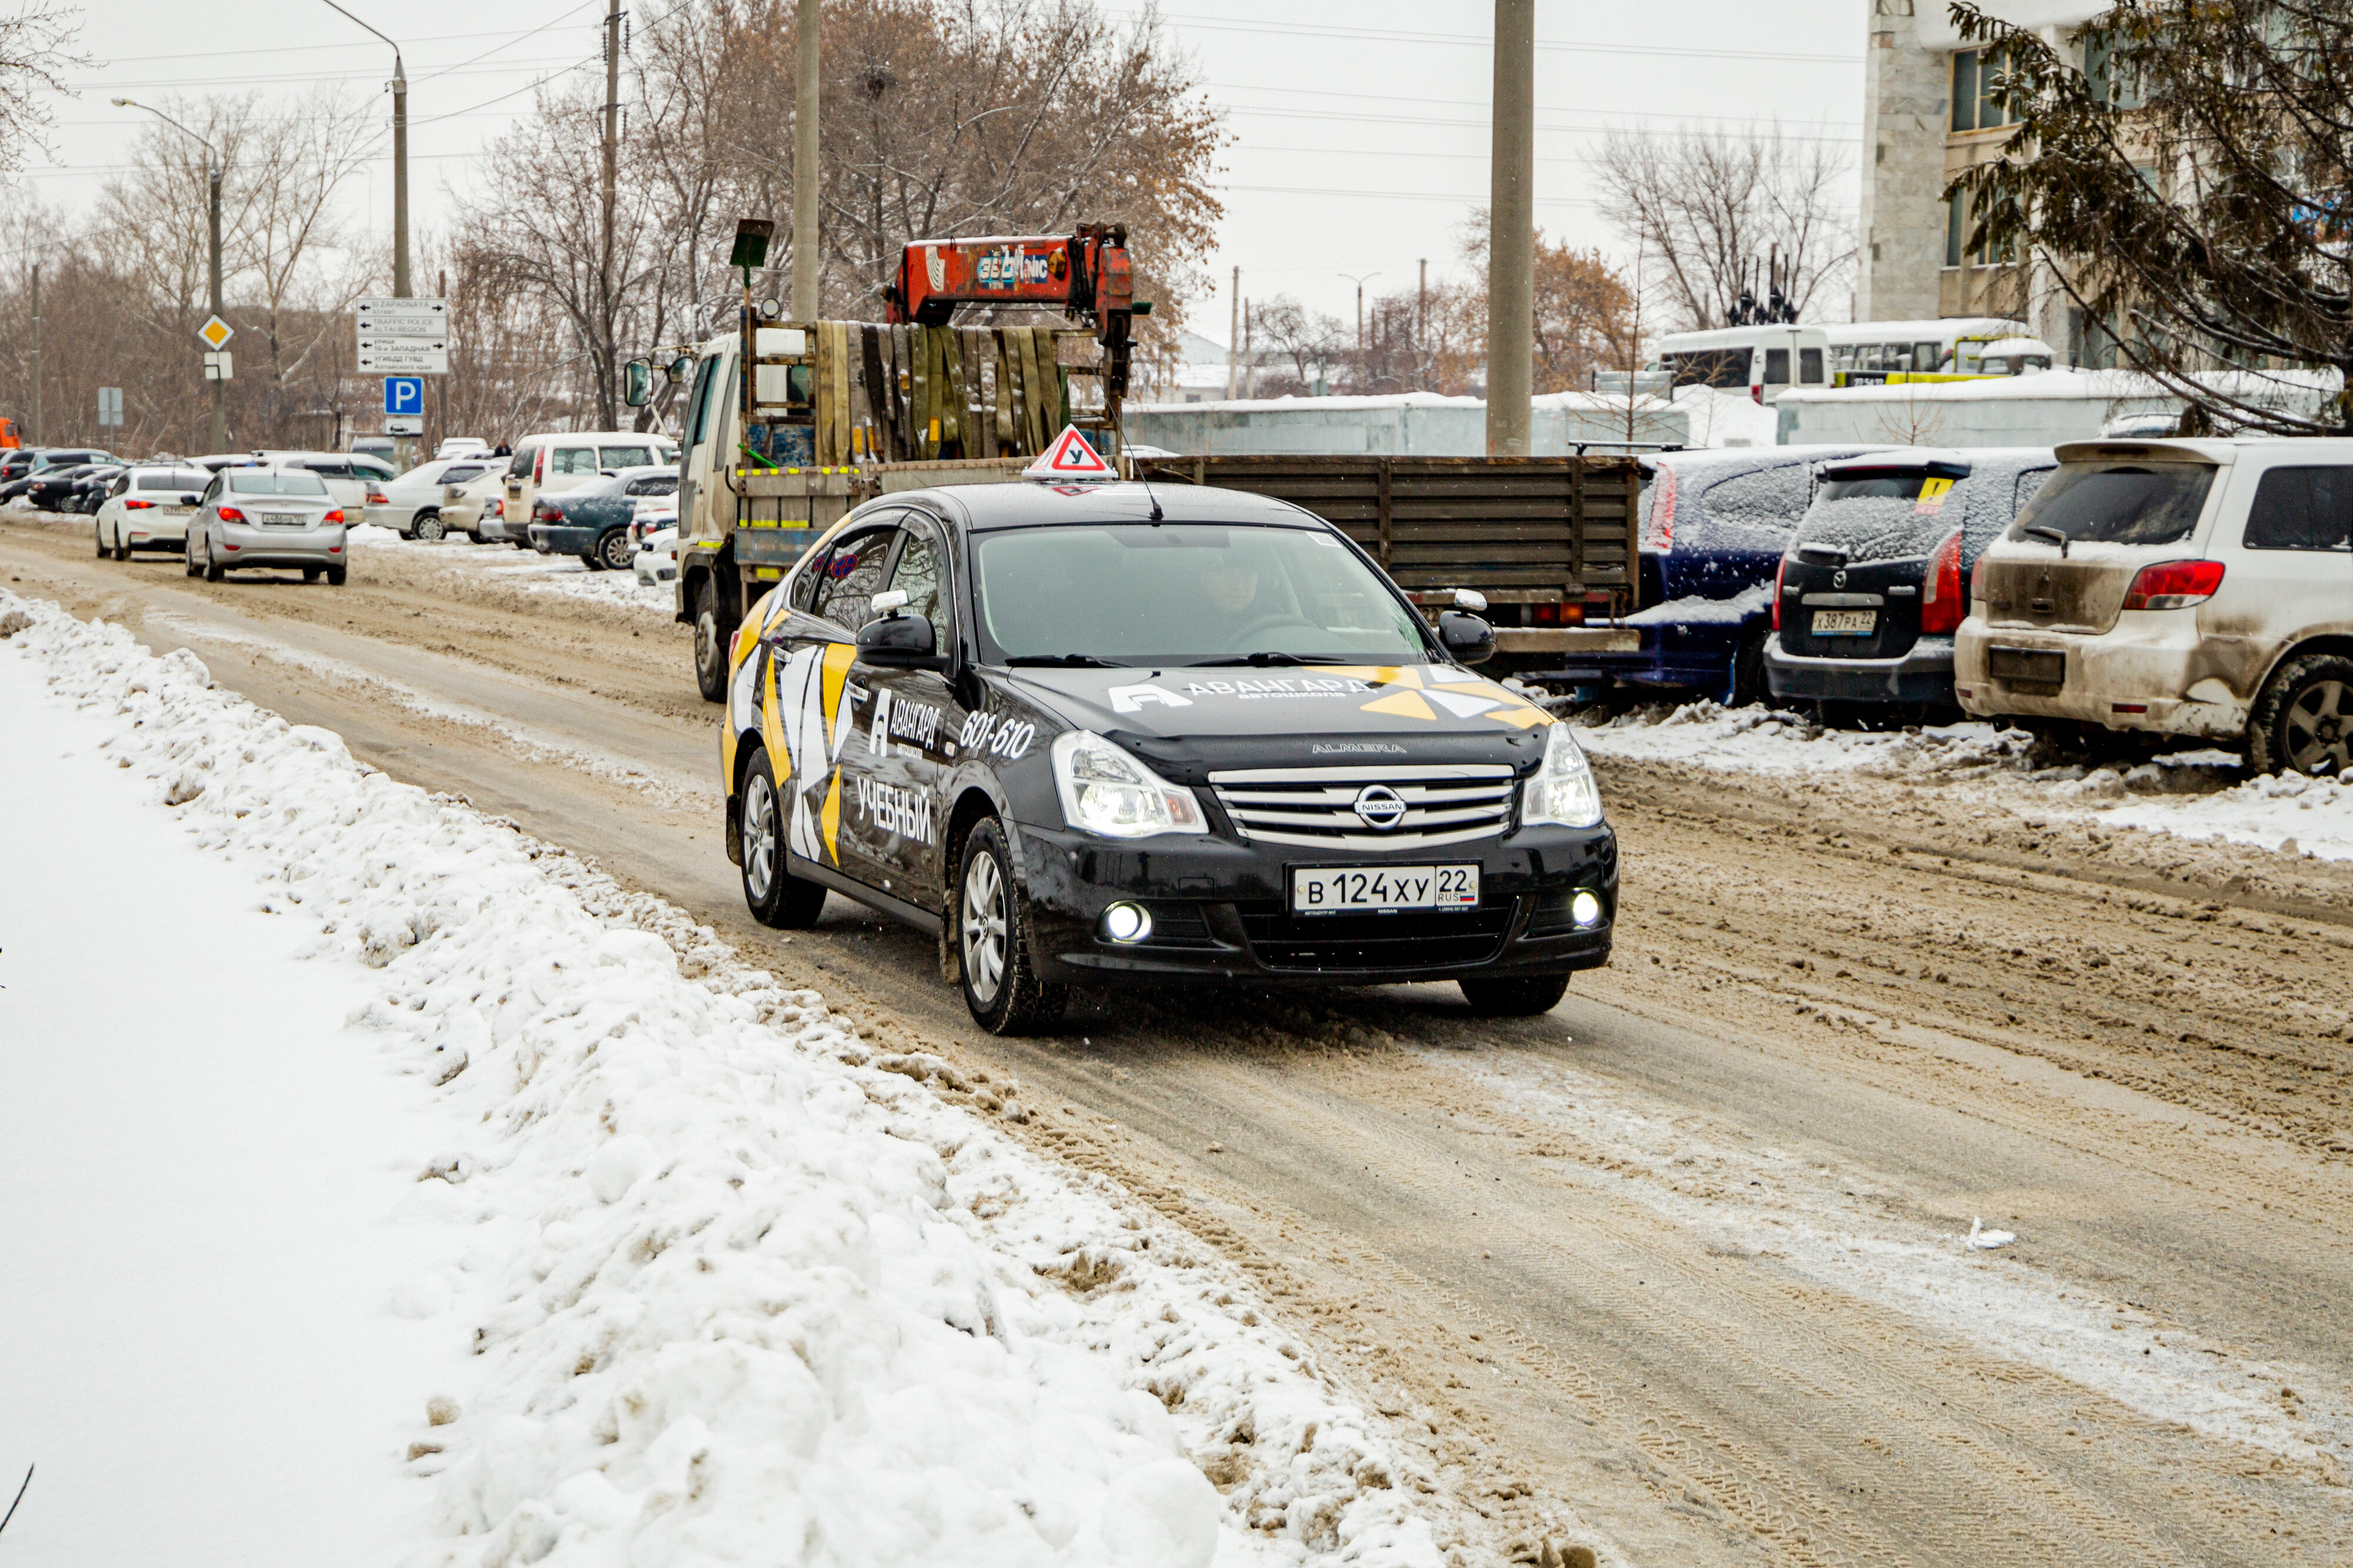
[1051,730,1207,839]
[1522,722,1603,828]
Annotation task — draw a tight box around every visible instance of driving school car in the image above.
[718,475,1618,1035]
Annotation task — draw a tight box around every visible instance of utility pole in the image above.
[1417,258,1428,386]
[1341,271,1379,392]
[1240,301,1252,399]
[791,0,821,321]
[1225,265,1241,400]
[1484,0,1535,455]
[28,261,39,445]
[602,0,622,426]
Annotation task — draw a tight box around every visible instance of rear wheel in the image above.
[597,528,634,572]
[184,537,201,578]
[1459,974,1571,1017]
[113,532,130,562]
[325,565,347,587]
[94,521,107,558]
[204,544,224,583]
[956,817,1067,1035]
[738,748,827,928]
[693,575,730,703]
[2249,654,2353,777]
[1729,624,1769,708]
[412,511,445,542]
[302,566,322,583]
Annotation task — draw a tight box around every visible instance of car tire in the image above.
[412,511,445,542]
[114,533,131,562]
[693,576,729,703]
[95,521,108,557]
[326,565,347,587]
[1458,974,1571,1017]
[738,746,828,928]
[184,538,201,578]
[597,529,634,572]
[956,816,1067,1036]
[1729,624,1768,708]
[302,567,321,583]
[2248,653,2353,777]
[204,545,225,583]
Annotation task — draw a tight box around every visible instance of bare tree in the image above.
[1596,125,1855,331]
[1249,296,1345,395]
[0,1,83,178]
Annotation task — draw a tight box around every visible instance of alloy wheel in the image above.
[2285,679,2353,775]
[742,770,778,902]
[961,850,1008,1006]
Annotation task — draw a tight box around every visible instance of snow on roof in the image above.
[1781,367,2344,406]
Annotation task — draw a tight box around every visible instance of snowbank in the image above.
[1575,702,2038,780]
[0,590,1451,1568]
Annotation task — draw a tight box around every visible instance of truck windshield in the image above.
[2007,462,2213,548]
[974,523,1430,666]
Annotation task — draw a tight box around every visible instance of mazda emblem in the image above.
[1352,783,1408,830]
[1833,568,1848,588]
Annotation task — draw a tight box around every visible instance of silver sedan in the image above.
[184,466,352,585]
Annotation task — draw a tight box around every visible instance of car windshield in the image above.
[973,522,1429,665]
[2008,461,2214,548]
[228,471,331,497]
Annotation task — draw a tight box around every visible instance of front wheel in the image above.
[692,576,730,703]
[412,511,445,542]
[739,748,827,928]
[1459,974,1571,1017]
[2248,653,2353,777]
[956,818,1067,1035]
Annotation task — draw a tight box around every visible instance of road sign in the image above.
[356,296,448,332]
[384,415,423,436]
[357,343,450,374]
[198,314,234,350]
[202,351,234,382]
[97,387,122,428]
[356,296,450,375]
[384,376,424,417]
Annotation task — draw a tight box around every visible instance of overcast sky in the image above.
[31,0,1864,343]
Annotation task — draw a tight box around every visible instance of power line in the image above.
[1221,104,1861,144]
[79,19,601,66]
[1203,79,1862,132]
[416,0,605,84]
[62,55,585,92]
[1216,180,1603,208]
[1109,9,1862,65]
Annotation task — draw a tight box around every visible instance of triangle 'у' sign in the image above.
[1022,425,1115,481]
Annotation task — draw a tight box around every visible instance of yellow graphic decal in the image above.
[820,768,844,864]
[820,641,858,737]
[1488,705,1551,729]
[762,654,789,777]
[1914,476,1954,515]
[1361,688,1438,722]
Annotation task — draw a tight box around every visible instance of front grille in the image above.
[1138,902,1219,949]
[1207,763,1517,850]
[1237,902,1512,972]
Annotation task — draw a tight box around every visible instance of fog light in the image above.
[1571,890,1605,929]
[1102,902,1152,944]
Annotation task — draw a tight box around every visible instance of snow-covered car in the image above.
[184,465,351,585]
[632,526,680,586]
[1958,438,2353,775]
[1767,447,2055,712]
[94,465,211,559]
[435,465,509,541]
[363,456,502,540]
[526,467,678,570]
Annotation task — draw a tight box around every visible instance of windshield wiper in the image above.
[2022,524,2071,558]
[1005,653,1126,668]
[1190,652,1357,667]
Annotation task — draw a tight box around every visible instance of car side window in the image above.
[202,477,222,504]
[1764,348,1791,385]
[507,445,536,479]
[1697,463,1815,549]
[552,446,598,476]
[2243,466,2353,552]
[811,526,897,633]
[886,518,949,643]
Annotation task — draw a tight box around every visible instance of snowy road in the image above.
[5,514,2350,1566]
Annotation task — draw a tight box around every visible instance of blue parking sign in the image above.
[384,376,424,416]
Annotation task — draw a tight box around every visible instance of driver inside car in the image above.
[1200,559,1261,615]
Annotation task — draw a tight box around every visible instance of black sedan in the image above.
[526,466,678,571]
[27,463,104,512]
[1767,448,2058,714]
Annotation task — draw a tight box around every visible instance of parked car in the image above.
[528,466,679,569]
[722,480,1614,1033]
[1533,446,1892,705]
[351,436,396,465]
[1957,438,2353,774]
[268,451,398,512]
[65,465,128,514]
[1769,447,2056,713]
[363,456,502,539]
[632,526,680,586]
[5,448,114,504]
[436,436,490,460]
[26,462,104,512]
[500,429,678,542]
[94,465,211,559]
[432,463,509,541]
[184,465,351,585]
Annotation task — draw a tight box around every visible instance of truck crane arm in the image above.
[883,222,1138,401]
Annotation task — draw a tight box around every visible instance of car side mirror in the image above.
[1437,610,1496,666]
[181,492,203,506]
[857,596,945,669]
[624,358,652,408]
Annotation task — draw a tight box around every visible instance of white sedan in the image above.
[94,465,212,561]
[362,456,505,540]
[632,526,681,586]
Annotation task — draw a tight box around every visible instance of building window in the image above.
[1951,46,2014,133]
[1946,189,1967,267]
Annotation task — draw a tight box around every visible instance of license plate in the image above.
[258,512,305,526]
[1812,609,1877,636]
[1989,646,2064,685]
[1291,864,1479,915]
[164,505,192,514]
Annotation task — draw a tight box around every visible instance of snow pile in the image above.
[1576,701,2038,779]
[2095,766,2353,862]
[0,589,1449,1568]
[1618,582,1771,629]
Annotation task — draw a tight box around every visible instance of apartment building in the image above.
[1857,0,2107,357]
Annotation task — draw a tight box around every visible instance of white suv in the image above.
[1956,438,2353,774]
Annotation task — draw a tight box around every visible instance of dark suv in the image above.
[1767,447,2054,712]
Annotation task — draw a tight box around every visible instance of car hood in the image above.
[1004,663,1557,774]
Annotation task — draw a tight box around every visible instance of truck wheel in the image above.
[739,747,827,928]
[1729,625,1768,708]
[1459,974,1571,1017]
[412,511,445,542]
[693,577,730,703]
[956,816,1067,1036]
[2248,654,2353,777]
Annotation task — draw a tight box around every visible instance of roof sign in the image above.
[198,314,234,350]
[1023,425,1115,481]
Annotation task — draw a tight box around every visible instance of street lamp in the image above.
[321,0,409,467]
[116,97,226,453]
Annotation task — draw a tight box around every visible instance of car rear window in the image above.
[624,474,677,496]
[2008,461,2214,549]
[2242,466,2353,552]
[442,465,488,484]
[227,472,331,496]
[508,445,538,478]
[1792,468,1970,563]
[136,471,207,492]
[551,446,599,476]
[599,445,656,469]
